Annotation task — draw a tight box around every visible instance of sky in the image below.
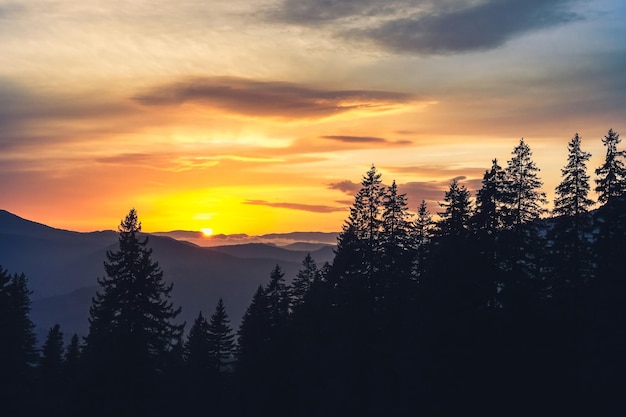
[1,0,625,236]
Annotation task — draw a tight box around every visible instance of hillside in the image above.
[0,210,335,343]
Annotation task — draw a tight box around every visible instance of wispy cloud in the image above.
[244,199,347,213]
[133,76,416,119]
[321,135,411,145]
[327,180,361,195]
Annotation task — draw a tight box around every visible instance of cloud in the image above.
[133,76,416,119]
[328,180,361,195]
[321,135,412,145]
[270,0,581,54]
[244,199,347,213]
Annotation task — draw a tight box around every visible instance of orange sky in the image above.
[1,0,625,235]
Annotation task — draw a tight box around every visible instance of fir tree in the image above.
[63,333,81,381]
[207,298,235,373]
[40,324,65,383]
[83,209,184,416]
[0,267,38,416]
[595,128,626,205]
[380,180,415,278]
[505,138,548,226]
[436,178,472,237]
[550,133,594,288]
[184,312,211,373]
[335,165,385,282]
[413,199,432,280]
[265,265,289,329]
[291,253,319,309]
[473,158,510,234]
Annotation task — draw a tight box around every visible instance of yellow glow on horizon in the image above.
[201,227,214,237]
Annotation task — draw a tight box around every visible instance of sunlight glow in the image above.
[201,227,214,237]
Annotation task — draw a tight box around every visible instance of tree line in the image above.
[1,129,625,416]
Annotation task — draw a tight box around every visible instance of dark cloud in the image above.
[351,0,580,54]
[270,0,399,24]
[321,135,413,145]
[322,135,386,143]
[134,76,415,119]
[328,180,361,195]
[244,199,346,213]
[271,0,581,54]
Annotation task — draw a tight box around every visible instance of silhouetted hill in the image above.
[0,210,334,344]
[210,242,334,264]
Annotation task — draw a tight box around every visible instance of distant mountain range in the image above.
[0,210,336,344]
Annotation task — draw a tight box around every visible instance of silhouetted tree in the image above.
[0,266,37,417]
[82,209,183,417]
[40,324,64,383]
[63,333,81,382]
[380,180,415,280]
[265,265,289,330]
[291,253,319,310]
[207,298,235,373]
[413,199,432,280]
[550,133,594,289]
[505,138,548,226]
[184,312,211,373]
[39,324,65,415]
[436,178,472,237]
[595,128,626,205]
[473,158,509,234]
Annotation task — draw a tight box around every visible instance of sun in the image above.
[201,227,213,237]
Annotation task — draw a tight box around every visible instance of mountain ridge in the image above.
[0,209,335,344]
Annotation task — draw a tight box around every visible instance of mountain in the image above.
[0,210,335,344]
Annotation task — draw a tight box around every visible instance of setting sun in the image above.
[201,227,214,237]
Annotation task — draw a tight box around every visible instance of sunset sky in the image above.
[1,0,625,236]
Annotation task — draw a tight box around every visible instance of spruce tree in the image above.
[64,333,81,381]
[0,267,38,416]
[413,200,432,280]
[333,165,385,282]
[184,312,211,373]
[265,265,289,330]
[207,298,235,373]
[505,138,548,226]
[40,324,65,383]
[380,180,415,279]
[473,158,510,234]
[595,128,626,205]
[83,209,184,416]
[291,253,319,309]
[550,133,594,288]
[436,178,472,237]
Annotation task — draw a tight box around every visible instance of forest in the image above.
[1,129,626,417]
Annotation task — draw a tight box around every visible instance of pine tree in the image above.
[40,324,65,383]
[83,209,184,416]
[436,178,472,237]
[207,298,235,373]
[595,128,626,205]
[184,312,211,373]
[334,165,385,282]
[380,180,415,278]
[505,138,548,226]
[0,267,38,416]
[236,286,270,366]
[291,253,319,309]
[39,324,65,415]
[265,265,289,330]
[473,158,510,234]
[64,333,81,381]
[550,133,594,288]
[413,200,432,280]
